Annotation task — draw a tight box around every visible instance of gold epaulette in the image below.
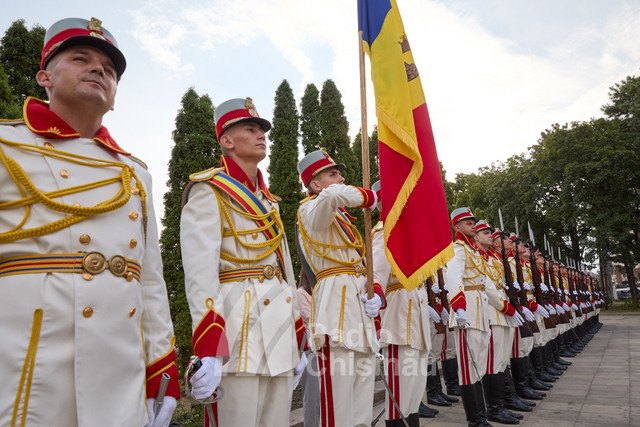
[129,155,148,170]
[299,194,317,204]
[271,194,282,202]
[189,167,224,182]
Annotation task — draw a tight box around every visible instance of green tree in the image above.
[300,83,322,154]
[267,80,303,277]
[159,88,219,379]
[350,128,380,235]
[0,20,46,103]
[0,63,21,118]
[319,79,357,184]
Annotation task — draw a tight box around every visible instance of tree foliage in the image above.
[319,79,357,185]
[159,88,219,376]
[0,20,46,104]
[0,63,21,118]
[300,83,322,155]
[267,80,303,277]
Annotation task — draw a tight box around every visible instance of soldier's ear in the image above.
[36,69,52,89]
[219,134,233,152]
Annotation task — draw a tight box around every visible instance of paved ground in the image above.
[292,312,640,426]
[374,313,640,427]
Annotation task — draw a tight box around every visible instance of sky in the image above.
[2,0,640,226]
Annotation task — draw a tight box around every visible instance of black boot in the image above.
[385,419,405,426]
[531,347,557,383]
[418,401,438,418]
[525,355,551,392]
[434,363,459,403]
[512,357,545,399]
[552,338,572,366]
[483,374,519,424]
[427,363,453,407]
[406,413,420,427]
[503,368,533,412]
[460,383,493,427]
[542,345,563,377]
[442,358,462,396]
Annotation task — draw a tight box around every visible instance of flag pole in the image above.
[358,29,374,299]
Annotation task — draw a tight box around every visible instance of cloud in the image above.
[128,0,640,179]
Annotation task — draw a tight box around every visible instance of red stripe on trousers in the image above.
[387,345,401,419]
[203,402,218,426]
[512,330,519,359]
[319,337,335,427]
[459,329,471,385]
[441,331,448,360]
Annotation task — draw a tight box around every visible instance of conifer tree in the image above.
[319,79,357,184]
[300,83,322,154]
[0,20,46,104]
[268,80,303,277]
[0,63,20,118]
[159,88,219,374]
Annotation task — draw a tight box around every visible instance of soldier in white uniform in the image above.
[180,98,307,426]
[296,149,383,427]
[446,207,491,427]
[475,221,524,424]
[0,18,179,426]
[371,181,432,426]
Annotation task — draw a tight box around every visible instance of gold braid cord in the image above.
[0,138,147,243]
[212,186,284,264]
[296,209,365,272]
[462,244,488,280]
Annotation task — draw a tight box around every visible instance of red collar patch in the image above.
[23,97,130,156]
[220,155,277,202]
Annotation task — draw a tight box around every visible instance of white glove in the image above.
[556,304,565,314]
[145,396,177,427]
[455,308,468,328]
[523,282,532,291]
[512,311,525,325]
[438,306,450,322]
[190,356,223,400]
[292,352,308,390]
[535,305,550,318]
[521,306,536,322]
[570,303,578,311]
[540,283,549,292]
[562,302,570,311]
[361,294,382,318]
[564,289,570,295]
[427,305,441,322]
[431,283,441,294]
[546,304,556,315]
[503,283,509,290]
[573,290,578,295]
[443,283,449,292]
[513,281,521,291]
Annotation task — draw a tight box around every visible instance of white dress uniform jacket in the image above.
[0,98,178,426]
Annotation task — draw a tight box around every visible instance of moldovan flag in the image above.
[358,0,453,290]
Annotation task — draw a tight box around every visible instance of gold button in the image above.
[126,272,134,282]
[129,211,139,220]
[82,271,94,281]
[82,307,93,318]
[73,203,81,207]
[131,165,135,171]
[286,296,292,303]
[60,169,69,178]
[79,234,91,244]
[129,308,136,317]
[129,239,137,248]
[252,232,258,240]
[131,185,140,195]
[44,142,54,149]
[263,299,270,306]
[351,258,355,263]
